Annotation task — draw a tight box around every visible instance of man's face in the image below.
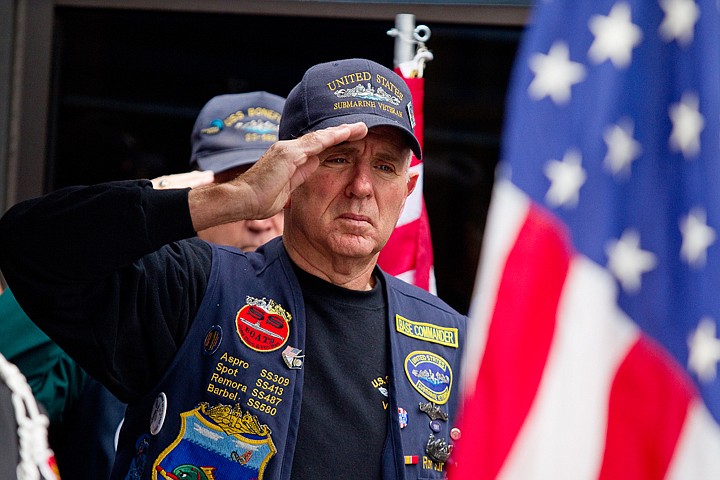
[199,214,284,252]
[285,126,418,261]
[198,164,284,251]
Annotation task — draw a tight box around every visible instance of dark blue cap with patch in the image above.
[190,91,286,173]
[279,58,422,159]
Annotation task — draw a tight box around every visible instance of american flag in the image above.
[451,0,720,478]
[378,73,436,293]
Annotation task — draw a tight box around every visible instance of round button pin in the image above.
[450,427,461,440]
[429,420,441,433]
[150,392,167,435]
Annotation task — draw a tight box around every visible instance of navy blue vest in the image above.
[114,237,466,480]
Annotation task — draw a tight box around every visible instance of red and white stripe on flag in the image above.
[450,181,720,479]
[377,73,435,293]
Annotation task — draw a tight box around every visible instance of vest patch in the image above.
[404,351,453,405]
[235,297,291,352]
[151,402,275,480]
[395,315,459,348]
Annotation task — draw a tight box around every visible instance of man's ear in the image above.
[406,171,419,197]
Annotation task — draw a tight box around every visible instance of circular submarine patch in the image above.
[236,303,289,352]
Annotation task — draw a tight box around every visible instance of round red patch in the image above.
[235,304,290,352]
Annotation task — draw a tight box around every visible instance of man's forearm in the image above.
[0,180,195,286]
[0,180,210,399]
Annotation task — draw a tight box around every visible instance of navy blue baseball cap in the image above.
[279,58,422,159]
[190,91,286,172]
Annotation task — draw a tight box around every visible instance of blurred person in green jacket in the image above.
[0,286,126,478]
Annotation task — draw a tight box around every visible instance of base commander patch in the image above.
[395,315,458,348]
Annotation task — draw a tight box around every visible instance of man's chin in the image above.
[238,235,277,252]
[328,235,380,259]
[237,241,261,252]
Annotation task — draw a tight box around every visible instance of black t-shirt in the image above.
[290,265,389,480]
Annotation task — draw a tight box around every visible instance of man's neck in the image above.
[284,239,378,291]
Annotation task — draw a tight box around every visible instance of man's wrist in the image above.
[188,181,252,232]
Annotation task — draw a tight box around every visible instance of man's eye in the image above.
[376,164,395,173]
[325,157,347,165]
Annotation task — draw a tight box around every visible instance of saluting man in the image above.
[0,58,467,480]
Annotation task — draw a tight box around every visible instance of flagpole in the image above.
[391,13,416,67]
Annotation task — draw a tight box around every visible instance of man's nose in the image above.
[345,165,373,198]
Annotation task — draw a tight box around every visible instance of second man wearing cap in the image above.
[154,91,286,251]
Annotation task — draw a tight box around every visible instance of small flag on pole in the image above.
[379,15,436,293]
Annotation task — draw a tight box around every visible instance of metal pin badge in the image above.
[419,401,448,421]
[450,427,461,440]
[426,433,453,463]
[429,420,441,433]
[282,346,304,369]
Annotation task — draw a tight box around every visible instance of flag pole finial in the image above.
[387,14,432,78]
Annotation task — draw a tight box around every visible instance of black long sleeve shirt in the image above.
[0,180,212,402]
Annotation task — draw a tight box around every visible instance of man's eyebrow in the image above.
[324,143,408,165]
[376,149,410,165]
[324,143,359,154]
